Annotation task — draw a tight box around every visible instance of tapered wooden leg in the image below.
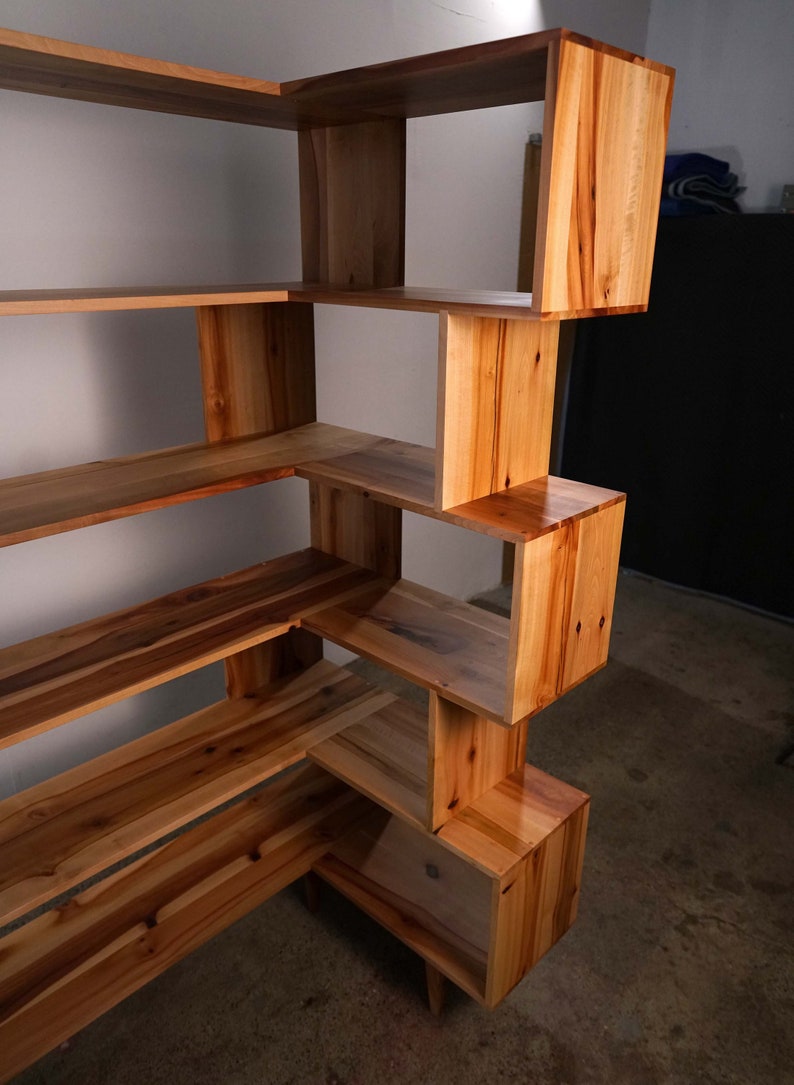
[425,962,446,1017]
[303,871,322,914]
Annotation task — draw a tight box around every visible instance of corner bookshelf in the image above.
[0,25,673,1081]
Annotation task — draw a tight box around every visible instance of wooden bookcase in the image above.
[0,26,673,1081]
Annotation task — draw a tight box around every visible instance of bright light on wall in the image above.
[490,0,544,34]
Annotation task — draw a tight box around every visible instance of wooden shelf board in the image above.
[0,765,371,1082]
[0,423,378,548]
[0,661,392,927]
[0,281,536,318]
[305,578,510,725]
[298,442,625,544]
[313,852,487,1005]
[309,697,428,829]
[0,27,672,133]
[437,762,590,878]
[0,548,380,750]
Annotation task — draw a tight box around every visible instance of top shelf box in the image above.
[0,27,672,129]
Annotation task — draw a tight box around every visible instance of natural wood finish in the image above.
[428,695,527,831]
[305,579,511,725]
[533,38,674,315]
[0,283,293,316]
[425,962,446,1017]
[0,549,378,750]
[436,315,559,509]
[309,698,427,829]
[303,870,322,914]
[310,483,402,579]
[299,120,405,288]
[291,284,538,319]
[315,810,491,1001]
[0,661,388,926]
[0,423,376,549]
[299,437,436,514]
[197,301,320,695]
[0,766,370,1084]
[506,498,625,722]
[197,302,316,441]
[438,763,589,879]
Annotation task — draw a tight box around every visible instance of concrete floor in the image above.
[13,571,794,1085]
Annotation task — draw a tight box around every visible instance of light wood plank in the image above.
[197,302,316,441]
[533,37,674,315]
[315,811,491,1001]
[309,698,427,828]
[436,315,559,509]
[305,579,511,725]
[0,423,378,548]
[438,762,589,878]
[309,483,402,579]
[291,284,539,319]
[0,766,370,1084]
[427,695,527,831]
[0,283,293,316]
[0,549,379,750]
[506,499,625,722]
[196,301,321,695]
[299,120,406,288]
[0,662,390,926]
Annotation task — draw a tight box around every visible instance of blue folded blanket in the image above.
[661,153,745,215]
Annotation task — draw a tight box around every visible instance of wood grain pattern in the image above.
[533,38,674,315]
[0,424,376,548]
[316,811,491,998]
[299,120,405,287]
[309,483,402,579]
[0,549,378,750]
[436,315,559,509]
[425,962,446,1016]
[309,697,427,828]
[437,762,589,878]
[0,283,293,316]
[0,766,370,1084]
[290,284,538,319]
[0,661,389,926]
[196,300,320,695]
[305,579,511,725]
[427,695,527,831]
[505,498,625,723]
[485,798,589,1006]
[197,302,316,441]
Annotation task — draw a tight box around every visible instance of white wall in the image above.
[646,0,794,211]
[0,0,652,797]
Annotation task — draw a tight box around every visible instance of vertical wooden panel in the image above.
[559,499,625,690]
[533,39,673,315]
[196,301,321,696]
[427,694,527,831]
[435,315,559,510]
[309,482,401,579]
[485,800,589,1007]
[196,302,316,439]
[299,118,406,287]
[506,499,625,723]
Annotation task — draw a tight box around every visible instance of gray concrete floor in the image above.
[13,571,794,1085]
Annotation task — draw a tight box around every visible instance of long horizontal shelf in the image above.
[305,578,511,725]
[0,422,377,547]
[0,421,623,551]
[0,661,392,926]
[0,547,379,750]
[308,697,428,829]
[0,281,537,318]
[0,27,672,132]
[0,764,371,1083]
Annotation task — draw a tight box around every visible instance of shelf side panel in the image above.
[309,482,402,579]
[435,315,559,509]
[506,499,625,722]
[427,694,527,831]
[299,119,406,287]
[533,38,673,315]
[196,301,321,695]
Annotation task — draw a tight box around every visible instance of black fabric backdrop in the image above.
[561,214,793,618]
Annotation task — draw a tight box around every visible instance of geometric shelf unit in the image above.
[0,25,673,1082]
